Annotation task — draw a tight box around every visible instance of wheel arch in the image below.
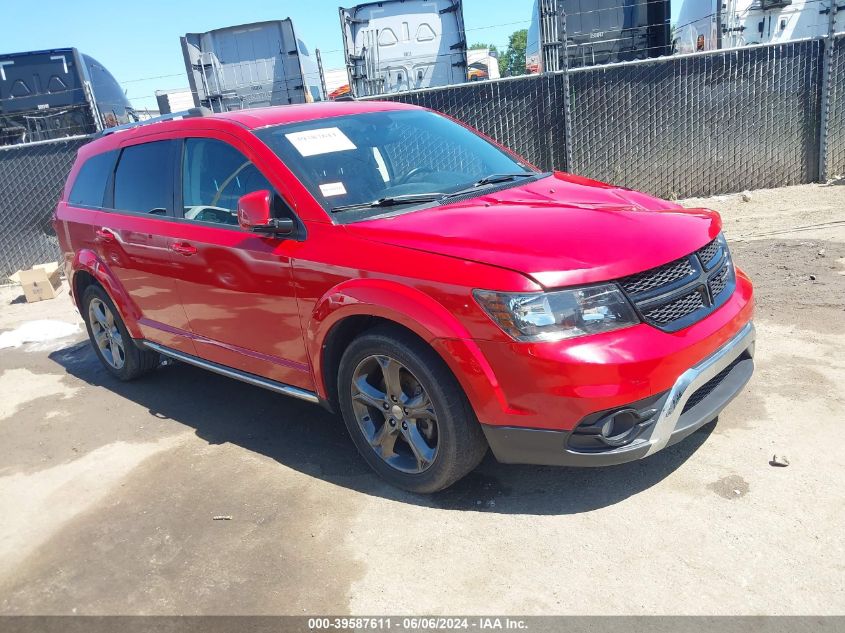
[321,314,435,412]
[309,279,506,418]
[70,249,143,338]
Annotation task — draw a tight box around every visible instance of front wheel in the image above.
[82,285,159,381]
[337,327,488,493]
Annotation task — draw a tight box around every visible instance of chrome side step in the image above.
[142,341,320,404]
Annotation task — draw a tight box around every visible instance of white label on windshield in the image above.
[285,127,356,157]
[319,182,347,197]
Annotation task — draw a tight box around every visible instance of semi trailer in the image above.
[0,48,135,146]
[339,0,468,97]
[180,19,324,113]
[467,48,500,81]
[673,0,845,54]
[526,0,671,72]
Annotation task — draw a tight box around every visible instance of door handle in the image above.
[171,241,198,256]
[95,228,116,242]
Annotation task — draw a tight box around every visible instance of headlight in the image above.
[473,284,639,342]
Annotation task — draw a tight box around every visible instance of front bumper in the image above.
[481,321,755,467]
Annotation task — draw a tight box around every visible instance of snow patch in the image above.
[0,320,80,350]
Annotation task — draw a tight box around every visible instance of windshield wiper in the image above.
[474,172,538,187]
[330,172,548,213]
[331,193,446,213]
[443,172,548,199]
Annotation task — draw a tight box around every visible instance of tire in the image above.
[337,326,488,493]
[81,284,159,381]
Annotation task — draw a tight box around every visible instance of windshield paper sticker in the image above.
[285,127,357,157]
[319,182,347,197]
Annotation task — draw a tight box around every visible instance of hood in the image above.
[343,173,722,288]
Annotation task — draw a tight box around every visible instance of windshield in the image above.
[254,110,538,222]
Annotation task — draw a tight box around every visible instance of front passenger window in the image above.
[182,138,273,226]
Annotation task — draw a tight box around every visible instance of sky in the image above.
[4,0,536,111]
[671,1,682,24]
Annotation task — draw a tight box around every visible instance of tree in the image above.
[500,29,528,77]
[469,42,499,57]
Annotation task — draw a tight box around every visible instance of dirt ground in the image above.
[0,182,843,615]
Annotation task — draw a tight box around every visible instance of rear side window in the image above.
[68,150,115,208]
[113,140,174,215]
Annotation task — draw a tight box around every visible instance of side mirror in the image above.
[237,190,295,236]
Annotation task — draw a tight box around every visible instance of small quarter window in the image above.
[68,150,115,208]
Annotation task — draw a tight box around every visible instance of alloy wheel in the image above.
[350,354,439,474]
[88,298,126,370]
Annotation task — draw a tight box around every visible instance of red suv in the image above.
[54,102,755,492]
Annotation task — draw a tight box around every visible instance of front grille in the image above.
[681,354,746,414]
[697,238,722,269]
[619,257,695,294]
[617,234,736,332]
[708,262,730,297]
[643,288,705,325]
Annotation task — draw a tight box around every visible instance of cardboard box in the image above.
[9,262,63,303]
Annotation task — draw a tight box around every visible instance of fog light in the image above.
[573,407,658,449]
[597,409,642,446]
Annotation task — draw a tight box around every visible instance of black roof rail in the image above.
[99,107,212,136]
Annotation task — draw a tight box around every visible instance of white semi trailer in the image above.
[467,48,500,81]
[339,0,468,97]
[674,0,844,54]
[181,19,324,113]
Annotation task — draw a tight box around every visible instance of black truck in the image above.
[526,0,671,72]
[0,48,135,146]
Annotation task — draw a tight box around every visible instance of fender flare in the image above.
[307,278,508,413]
[71,249,144,339]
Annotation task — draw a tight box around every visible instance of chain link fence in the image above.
[568,39,824,198]
[826,33,845,177]
[366,38,832,200]
[0,136,92,280]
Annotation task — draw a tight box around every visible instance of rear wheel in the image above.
[82,285,159,381]
[338,327,487,493]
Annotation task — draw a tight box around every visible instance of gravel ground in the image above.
[0,182,843,615]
